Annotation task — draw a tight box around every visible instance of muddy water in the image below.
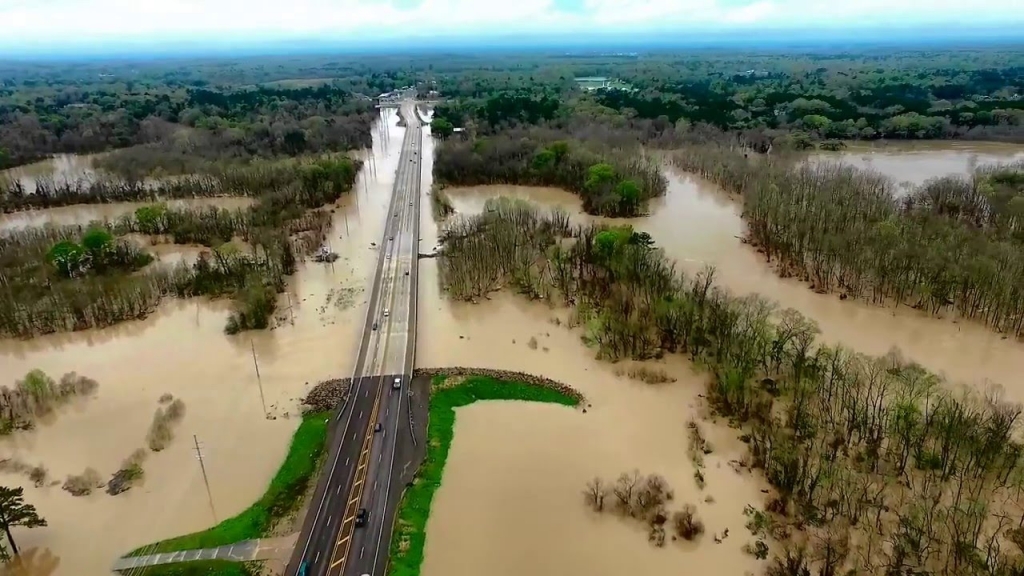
[417,133,765,576]
[810,141,1024,189]
[442,170,1024,401]
[0,109,406,575]
[0,154,102,195]
[418,144,1024,576]
[0,197,256,233]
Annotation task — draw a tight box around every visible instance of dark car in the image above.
[298,560,309,576]
[356,508,369,527]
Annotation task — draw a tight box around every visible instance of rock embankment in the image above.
[302,378,351,413]
[413,367,587,406]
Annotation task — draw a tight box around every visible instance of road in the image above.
[287,102,423,576]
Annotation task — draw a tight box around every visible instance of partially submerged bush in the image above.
[63,467,103,496]
[108,448,148,495]
[672,504,705,541]
[147,398,186,451]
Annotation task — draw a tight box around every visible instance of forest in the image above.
[439,197,1024,576]
[426,48,1024,146]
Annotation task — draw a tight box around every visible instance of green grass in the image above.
[119,560,258,576]
[127,412,330,556]
[387,375,580,576]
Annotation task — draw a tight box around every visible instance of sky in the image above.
[0,0,1022,53]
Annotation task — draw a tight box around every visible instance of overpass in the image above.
[286,101,424,576]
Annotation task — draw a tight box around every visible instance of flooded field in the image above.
[0,155,103,195]
[442,163,1024,398]
[0,110,405,575]
[0,197,257,233]
[3,133,1024,576]
[413,140,1024,576]
[810,141,1024,190]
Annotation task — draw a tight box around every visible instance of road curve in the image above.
[287,102,422,576]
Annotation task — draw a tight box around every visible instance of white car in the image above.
[393,377,401,389]
[383,309,389,317]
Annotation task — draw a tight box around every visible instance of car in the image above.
[298,561,309,576]
[393,377,401,389]
[386,253,391,259]
[409,201,413,206]
[404,271,409,276]
[394,212,398,217]
[389,236,394,241]
[383,309,389,317]
[356,508,369,527]
[372,321,378,331]
[374,422,383,433]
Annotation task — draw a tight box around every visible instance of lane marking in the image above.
[344,457,349,467]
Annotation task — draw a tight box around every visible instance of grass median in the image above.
[127,411,331,557]
[387,374,581,576]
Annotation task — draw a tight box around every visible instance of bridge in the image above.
[286,101,425,576]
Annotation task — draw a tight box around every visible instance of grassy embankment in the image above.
[387,374,581,576]
[126,411,330,557]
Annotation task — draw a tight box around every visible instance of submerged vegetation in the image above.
[675,148,1024,339]
[127,411,329,556]
[0,155,360,337]
[0,369,99,434]
[439,198,1024,575]
[389,374,581,576]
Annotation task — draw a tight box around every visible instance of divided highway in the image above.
[287,102,422,576]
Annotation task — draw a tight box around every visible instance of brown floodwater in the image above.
[809,141,1024,190]
[4,133,1023,576]
[413,141,1024,576]
[0,197,256,233]
[0,109,407,575]
[416,133,765,576]
[0,154,103,195]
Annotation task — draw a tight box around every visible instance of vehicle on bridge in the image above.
[393,377,402,389]
[383,309,389,317]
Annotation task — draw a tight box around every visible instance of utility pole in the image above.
[193,435,217,524]
[286,292,295,326]
[250,339,267,416]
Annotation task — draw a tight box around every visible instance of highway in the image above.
[287,101,423,576]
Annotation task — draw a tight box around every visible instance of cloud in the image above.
[0,0,1020,46]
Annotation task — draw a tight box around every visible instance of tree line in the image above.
[0,81,375,171]
[433,133,665,217]
[438,198,1024,576]
[673,147,1024,340]
[0,156,359,337]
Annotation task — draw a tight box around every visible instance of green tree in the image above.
[0,486,47,556]
[81,227,114,258]
[585,163,616,194]
[615,180,641,213]
[532,148,556,171]
[135,204,168,235]
[431,117,454,139]
[46,240,87,277]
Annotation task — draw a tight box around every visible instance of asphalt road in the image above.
[287,102,424,576]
